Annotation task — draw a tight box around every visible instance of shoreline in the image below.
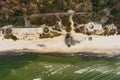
[0,49,120,57]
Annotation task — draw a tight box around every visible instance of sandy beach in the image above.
[0,33,120,57]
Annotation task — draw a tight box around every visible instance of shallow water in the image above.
[0,54,120,80]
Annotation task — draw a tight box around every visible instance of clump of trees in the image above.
[0,15,24,27]
[91,0,120,26]
[0,0,119,29]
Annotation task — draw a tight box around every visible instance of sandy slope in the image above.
[0,33,120,56]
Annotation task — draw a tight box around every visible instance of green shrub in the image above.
[118,29,120,35]
[0,16,24,27]
[51,31,61,37]
[39,31,61,39]
[39,33,53,39]
[66,27,72,32]
[4,34,17,41]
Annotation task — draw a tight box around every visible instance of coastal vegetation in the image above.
[4,34,17,41]
[39,33,53,39]
[0,0,120,41]
[66,26,72,32]
[0,0,119,28]
[51,31,61,37]
[39,32,61,39]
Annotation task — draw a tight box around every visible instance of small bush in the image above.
[39,33,53,39]
[109,29,117,35]
[4,34,17,41]
[66,27,72,32]
[39,31,61,39]
[118,29,120,35]
[51,31,61,37]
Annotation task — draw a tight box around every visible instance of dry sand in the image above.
[0,33,120,57]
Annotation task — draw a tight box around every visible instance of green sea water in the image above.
[0,54,120,80]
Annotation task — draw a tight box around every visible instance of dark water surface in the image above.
[0,53,120,80]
